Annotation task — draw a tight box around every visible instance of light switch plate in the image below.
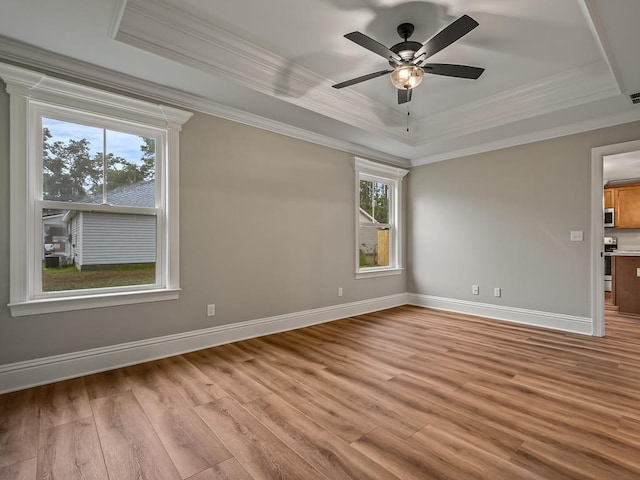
[570,231,584,242]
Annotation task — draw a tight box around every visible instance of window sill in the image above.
[355,268,403,279]
[8,288,181,317]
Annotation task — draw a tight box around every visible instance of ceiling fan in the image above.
[332,15,485,104]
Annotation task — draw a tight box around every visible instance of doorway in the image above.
[591,139,640,336]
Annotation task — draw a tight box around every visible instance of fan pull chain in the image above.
[406,105,410,132]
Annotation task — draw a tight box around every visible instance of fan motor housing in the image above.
[389,41,423,64]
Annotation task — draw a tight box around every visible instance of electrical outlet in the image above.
[338,287,343,297]
[207,304,215,316]
[494,287,501,297]
[472,285,479,295]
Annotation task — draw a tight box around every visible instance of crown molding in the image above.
[0,36,409,167]
[0,62,193,129]
[578,0,625,94]
[116,0,410,144]
[107,0,128,40]
[115,0,624,149]
[411,106,640,166]
[412,60,619,144]
[354,157,409,179]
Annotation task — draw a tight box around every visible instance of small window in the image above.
[354,158,408,278]
[2,63,192,316]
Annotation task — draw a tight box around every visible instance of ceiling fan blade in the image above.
[345,31,402,63]
[413,15,479,63]
[332,69,393,89]
[398,88,412,104]
[422,63,485,79]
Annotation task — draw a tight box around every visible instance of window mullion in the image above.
[102,128,107,204]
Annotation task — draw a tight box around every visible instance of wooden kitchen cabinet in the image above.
[614,255,640,314]
[614,183,640,228]
[604,187,614,209]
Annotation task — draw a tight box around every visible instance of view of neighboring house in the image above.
[42,213,71,265]
[43,180,156,270]
[358,207,377,253]
[358,207,389,267]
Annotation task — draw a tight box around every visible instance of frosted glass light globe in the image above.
[390,65,424,90]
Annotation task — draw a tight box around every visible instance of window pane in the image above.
[42,208,156,292]
[359,225,390,267]
[43,118,103,202]
[104,131,156,207]
[359,180,390,223]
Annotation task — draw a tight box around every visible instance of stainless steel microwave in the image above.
[604,208,615,227]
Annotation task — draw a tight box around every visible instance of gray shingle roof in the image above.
[84,179,155,208]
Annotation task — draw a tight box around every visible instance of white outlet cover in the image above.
[570,231,584,242]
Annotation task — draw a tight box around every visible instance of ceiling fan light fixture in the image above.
[390,65,424,90]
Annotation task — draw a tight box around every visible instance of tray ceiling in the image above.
[1,0,640,165]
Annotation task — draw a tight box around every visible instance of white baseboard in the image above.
[407,293,593,335]
[0,293,408,394]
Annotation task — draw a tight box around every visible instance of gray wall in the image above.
[408,120,640,318]
[0,90,406,365]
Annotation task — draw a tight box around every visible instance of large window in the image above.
[2,63,192,316]
[354,158,408,278]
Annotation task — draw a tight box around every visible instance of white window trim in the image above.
[354,157,408,279]
[1,63,192,317]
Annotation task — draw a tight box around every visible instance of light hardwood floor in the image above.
[2,305,640,479]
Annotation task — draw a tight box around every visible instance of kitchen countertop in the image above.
[611,250,640,256]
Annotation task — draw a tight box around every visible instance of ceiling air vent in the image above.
[630,92,640,105]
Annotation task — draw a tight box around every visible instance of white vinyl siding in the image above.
[358,208,378,251]
[358,226,378,253]
[77,212,156,267]
[71,214,82,266]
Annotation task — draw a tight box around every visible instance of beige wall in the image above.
[407,120,640,318]
[0,90,406,365]
[3,69,640,366]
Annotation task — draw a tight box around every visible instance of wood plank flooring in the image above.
[2,305,640,479]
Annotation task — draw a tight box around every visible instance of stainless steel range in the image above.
[604,236,617,292]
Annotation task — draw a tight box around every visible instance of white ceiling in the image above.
[604,151,640,184]
[1,0,640,167]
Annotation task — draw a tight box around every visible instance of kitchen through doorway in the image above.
[591,139,640,336]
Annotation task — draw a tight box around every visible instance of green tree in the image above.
[139,137,156,180]
[43,127,101,201]
[360,180,389,223]
[94,152,146,195]
[43,128,155,201]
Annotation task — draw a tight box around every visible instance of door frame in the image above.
[591,138,640,336]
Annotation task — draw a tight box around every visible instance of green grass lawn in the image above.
[42,263,156,291]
